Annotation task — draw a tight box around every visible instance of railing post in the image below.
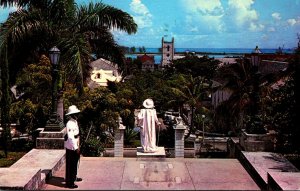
[114,117,126,157]
[174,117,186,158]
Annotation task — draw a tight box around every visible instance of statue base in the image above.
[136,147,166,158]
[36,128,65,149]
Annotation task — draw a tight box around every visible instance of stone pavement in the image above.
[43,157,260,190]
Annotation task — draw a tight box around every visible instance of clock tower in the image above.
[161,37,174,67]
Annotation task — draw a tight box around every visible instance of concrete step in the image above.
[0,149,65,190]
[0,168,41,190]
[239,151,299,190]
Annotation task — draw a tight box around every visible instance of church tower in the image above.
[161,37,174,67]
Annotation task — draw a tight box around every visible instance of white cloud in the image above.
[129,0,152,28]
[190,27,199,33]
[228,0,257,25]
[183,0,224,15]
[181,0,225,33]
[227,0,264,32]
[272,12,281,20]
[249,23,264,31]
[287,18,300,26]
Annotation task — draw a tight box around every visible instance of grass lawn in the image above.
[0,151,26,167]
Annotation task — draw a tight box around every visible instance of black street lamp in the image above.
[45,46,63,131]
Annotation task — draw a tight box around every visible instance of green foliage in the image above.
[244,114,267,134]
[0,151,26,167]
[213,58,267,133]
[64,84,134,150]
[212,101,235,134]
[10,138,34,152]
[172,54,219,79]
[15,55,52,102]
[159,115,175,147]
[124,128,138,146]
[10,55,51,134]
[1,42,12,157]
[80,137,104,157]
[138,46,146,53]
[264,77,298,152]
[130,46,136,53]
[0,0,137,92]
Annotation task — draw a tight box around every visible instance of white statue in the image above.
[137,99,161,153]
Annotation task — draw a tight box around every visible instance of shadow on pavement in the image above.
[46,176,66,188]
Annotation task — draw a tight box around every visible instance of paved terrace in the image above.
[1,149,300,190]
[43,157,259,190]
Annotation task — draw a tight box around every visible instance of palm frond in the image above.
[77,2,137,34]
[59,34,92,92]
[0,9,45,50]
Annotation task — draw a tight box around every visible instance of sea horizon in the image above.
[126,47,295,64]
[144,47,295,54]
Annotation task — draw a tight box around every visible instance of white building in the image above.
[88,58,122,88]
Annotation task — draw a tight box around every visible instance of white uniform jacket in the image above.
[64,118,80,150]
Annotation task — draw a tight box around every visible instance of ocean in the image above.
[147,47,294,54]
[126,47,295,64]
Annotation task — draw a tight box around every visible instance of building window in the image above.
[167,45,170,51]
[96,73,101,79]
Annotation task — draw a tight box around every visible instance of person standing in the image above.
[64,105,82,188]
[137,99,161,153]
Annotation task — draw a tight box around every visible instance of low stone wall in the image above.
[36,128,65,149]
[239,130,276,152]
[0,168,41,190]
[0,149,65,190]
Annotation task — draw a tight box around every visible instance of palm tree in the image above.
[0,0,137,155]
[0,0,137,92]
[214,58,256,132]
[169,74,210,138]
[0,42,12,158]
[214,57,277,133]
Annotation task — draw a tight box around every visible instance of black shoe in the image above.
[76,177,82,182]
[66,184,78,189]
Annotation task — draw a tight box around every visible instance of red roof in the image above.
[137,54,155,63]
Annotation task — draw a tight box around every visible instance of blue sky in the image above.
[1,0,300,49]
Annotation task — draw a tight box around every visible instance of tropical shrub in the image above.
[80,137,104,157]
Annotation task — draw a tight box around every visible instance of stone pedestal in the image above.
[136,147,166,158]
[194,138,201,156]
[174,117,186,158]
[114,121,126,157]
[36,128,65,149]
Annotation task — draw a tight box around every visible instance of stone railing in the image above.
[114,117,126,157]
[173,117,187,158]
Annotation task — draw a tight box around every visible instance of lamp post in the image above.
[202,114,205,144]
[45,46,62,131]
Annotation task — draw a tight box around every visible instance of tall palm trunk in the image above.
[184,105,194,139]
[1,43,11,158]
